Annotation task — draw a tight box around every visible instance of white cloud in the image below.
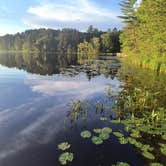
[24,0,122,30]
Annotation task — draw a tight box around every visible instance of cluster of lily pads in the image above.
[58,142,74,165]
[80,127,112,145]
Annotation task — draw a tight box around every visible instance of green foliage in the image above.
[99,133,110,140]
[91,136,103,145]
[142,151,155,160]
[159,143,166,156]
[150,163,164,166]
[120,0,166,73]
[115,162,130,166]
[113,132,124,138]
[80,130,92,138]
[93,128,102,134]
[58,142,71,151]
[119,137,128,144]
[102,127,112,134]
[59,152,74,165]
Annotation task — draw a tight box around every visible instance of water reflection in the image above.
[0,53,124,166]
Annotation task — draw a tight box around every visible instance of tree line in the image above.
[120,0,166,73]
[0,26,121,59]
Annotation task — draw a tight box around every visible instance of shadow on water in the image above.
[0,52,165,166]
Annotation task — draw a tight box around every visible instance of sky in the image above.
[0,0,124,36]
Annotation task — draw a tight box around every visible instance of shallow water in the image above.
[1,52,165,166]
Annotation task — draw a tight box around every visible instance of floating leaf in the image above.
[142,151,155,160]
[161,134,166,140]
[116,162,130,166]
[59,152,74,165]
[80,130,92,138]
[102,127,112,134]
[150,163,164,166]
[113,132,124,138]
[141,144,154,152]
[93,128,102,134]
[99,133,110,140]
[58,142,71,151]
[130,130,141,138]
[128,137,137,145]
[91,136,103,145]
[119,137,128,144]
[159,143,166,156]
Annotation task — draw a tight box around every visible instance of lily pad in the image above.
[58,142,71,151]
[102,127,112,134]
[99,133,110,140]
[91,136,103,145]
[80,130,92,138]
[150,163,164,166]
[93,128,102,134]
[130,130,141,138]
[59,152,74,165]
[116,162,130,166]
[113,132,124,138]
[119,137,128,144]
[159,143,166,156]
[161,134,166,141]
[142,151,155,160]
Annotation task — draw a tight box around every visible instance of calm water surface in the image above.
[0,53,149,166]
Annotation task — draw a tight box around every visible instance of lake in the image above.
[0,52,165,166]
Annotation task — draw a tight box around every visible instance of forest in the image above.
[0,26,121,56]
[120,0,166,73]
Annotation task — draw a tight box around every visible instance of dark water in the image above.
[1,52,164,166]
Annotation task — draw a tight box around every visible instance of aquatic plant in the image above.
[99,133,110,140]
[159,143,166,156]
[142,151,155,160]
[93,128,102,134]
[119,137,128,144]
[161,134,166,141]
[113,132,124,138]
[72,100,83,112]
[102,127,112,134]
[58,142,71,151]
[115,162,130,166]
[80,130,92,138]
[141,144,154,152]
[130,129,141,138]
[59,152,74,165]
[91,136,103,145]
[150,163,164,166]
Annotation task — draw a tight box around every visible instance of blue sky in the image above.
[0,0,123,36]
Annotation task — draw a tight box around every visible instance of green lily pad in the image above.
[80,130,92,138]
[130,130,141,138]
[116,162,130,166]
[150,163,164,166]
[59,152,74,165]
[58,142,71,151]
[93,128,102,134]
[91,136,103,145]
[142,151,155,160]
[159,143,166,156]
[99,133,110,140]
[119,137,128,144]
[102,127,112,134]
[113,132,124,138]
[128,137,137,145]
[141,144,154,152]
[161,134,166,140]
